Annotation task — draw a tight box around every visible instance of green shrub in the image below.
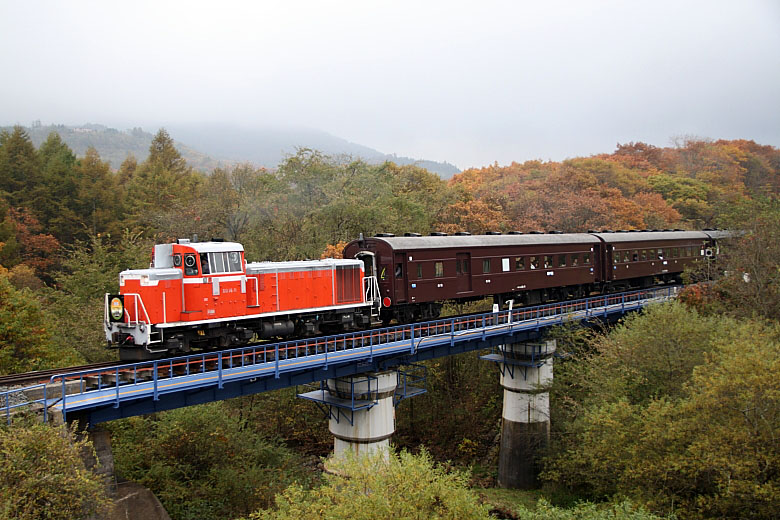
[108,402,312,520]
[0,421,110,520]
[251,448,491,520]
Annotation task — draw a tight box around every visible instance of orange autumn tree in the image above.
[442,139,777,233]
[321,241,347,259]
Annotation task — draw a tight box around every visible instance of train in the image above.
[105,229,729,360]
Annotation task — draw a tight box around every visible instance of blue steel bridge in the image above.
[3,286,678,426]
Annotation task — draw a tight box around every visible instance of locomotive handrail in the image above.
[122,293,152,326]
[363,275,381,312]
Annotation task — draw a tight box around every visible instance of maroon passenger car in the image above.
[344,233,602,323]
[593,231,710,290]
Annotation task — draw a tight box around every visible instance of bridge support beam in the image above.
[498,339,556,489]
[328,370,398,459]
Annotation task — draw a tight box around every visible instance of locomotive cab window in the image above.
[228,252,242,272]
[435,261,444,278]
[199,253,211,274]
[483,259,491,273]
[201,252,244,274]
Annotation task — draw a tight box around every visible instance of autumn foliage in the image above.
[444,138,779,232]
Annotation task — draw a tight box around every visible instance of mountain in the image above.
[1,122,461,178]
[165,123,461,177]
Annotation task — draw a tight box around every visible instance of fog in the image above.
[1,0,778,169]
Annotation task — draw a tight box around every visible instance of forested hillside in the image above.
[0,126,778,519]
[2,123,461,177]
[0,123,223,171]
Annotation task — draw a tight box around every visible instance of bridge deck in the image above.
[2,287,677,425]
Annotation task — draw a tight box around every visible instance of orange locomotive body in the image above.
[105,239,378,360]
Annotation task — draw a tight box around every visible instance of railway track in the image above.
[0,361,121,388]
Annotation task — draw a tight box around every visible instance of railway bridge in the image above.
[2,286,678,488]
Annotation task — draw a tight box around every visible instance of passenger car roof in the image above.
[368,234,600,250]
[590,231,708,243]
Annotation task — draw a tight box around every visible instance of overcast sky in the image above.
[1,0,779,169]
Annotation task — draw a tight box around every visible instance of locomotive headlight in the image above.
[109,296,124,322]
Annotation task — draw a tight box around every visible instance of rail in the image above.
[3,286,677,424]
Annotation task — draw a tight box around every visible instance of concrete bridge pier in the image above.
[497,339,556,488]
[328,370,398,459]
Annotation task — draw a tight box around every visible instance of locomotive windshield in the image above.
[199,251,243,275]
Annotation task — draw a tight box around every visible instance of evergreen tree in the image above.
[75,147,122,238]
[0,126,40,207]
[35,132,80,241]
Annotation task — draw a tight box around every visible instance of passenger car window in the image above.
[435,262,444,277]
[632,250,639,262]
[502,258,510,272]
[544,256,552,269]
[483,259,491,273]
[558,254,566,267]
[623,251,630,263]
[417,263,423,278]
[583,252,591,265]
[530,256,538,269]
[515,257,524,270]
[395,263,402,277]
[641,250,647,261]
[571,254,579,266]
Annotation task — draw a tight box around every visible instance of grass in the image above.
[476,487,542,516]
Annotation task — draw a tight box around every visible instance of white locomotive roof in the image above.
[370,233,601,250]
[591,231,709,243]
[185,241,245,253]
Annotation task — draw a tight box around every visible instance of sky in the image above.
[1,0,779,169]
